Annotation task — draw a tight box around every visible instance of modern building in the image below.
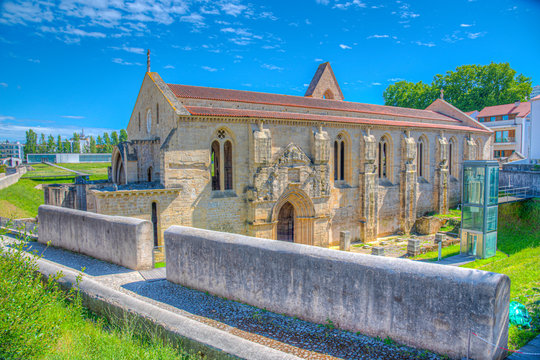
[530,95,540,162]
[81,62,492,248]
[531,85,540,100]
[0,141,24,160]
[476,101,530,160]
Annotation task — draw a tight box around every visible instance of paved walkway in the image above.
[507,334,540,359]
[420,254,476,266]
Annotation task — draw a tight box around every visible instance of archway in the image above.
[271,188,316,245]
[277,202,295,242]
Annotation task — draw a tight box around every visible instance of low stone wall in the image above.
[166,226,510,360]
[38,205,153,270]
[0,167,26,190]
[500,167,540,195]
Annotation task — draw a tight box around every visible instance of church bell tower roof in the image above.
[304,62,344,101]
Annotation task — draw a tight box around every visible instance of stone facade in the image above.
[93,63,493,247]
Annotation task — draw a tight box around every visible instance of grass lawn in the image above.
[0,163,110,218]
[412,243,461,261]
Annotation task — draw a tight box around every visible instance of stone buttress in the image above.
[399,131,417,233]
[359,130,378,241]
[434,132,449,214]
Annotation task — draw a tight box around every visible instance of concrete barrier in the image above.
[38,205,153,270]
[165,226,510,360]
[0,167,26,190]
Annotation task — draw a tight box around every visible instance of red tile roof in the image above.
[167,84,461,123]
[477,102,530,118]
[465,110,478,115]
[184,106,490,133]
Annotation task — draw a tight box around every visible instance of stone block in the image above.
[414,216,445,235]
[407,239,422,256]
[339,231,351,251]
[166,227,510,360]
[371,246,385,256]
[435,233,445,244]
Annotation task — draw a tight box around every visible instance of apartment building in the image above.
[476,101,531,159]
[0,141,24,160]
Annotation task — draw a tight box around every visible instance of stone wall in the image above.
[38,205,153,270]
[166,226,510,360]
[0,166,26,190]
[499,166,540,195]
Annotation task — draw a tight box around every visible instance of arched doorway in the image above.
[277,202,295,242]
[271,188,315,245]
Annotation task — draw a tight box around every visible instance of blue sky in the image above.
[0,0,539,142]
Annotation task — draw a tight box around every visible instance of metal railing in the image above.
[494,137,515,143]
[498,185,537,203]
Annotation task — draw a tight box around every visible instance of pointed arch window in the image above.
[378,139,388,178]
[334,134,346,181]
[417,141,424,177]
[211,129,234,191]
[138,112,141,132]
[156,103,159,124]
[146,109,152,133]
[416,136,429,180]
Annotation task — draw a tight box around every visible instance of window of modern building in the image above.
[490,116,496,122]
[502,115,509,120]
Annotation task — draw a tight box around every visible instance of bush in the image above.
[0,224,79,359]
[0,165,6,174]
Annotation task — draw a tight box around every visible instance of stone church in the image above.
[88,62,492,247]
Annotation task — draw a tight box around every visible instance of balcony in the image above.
[494,137,515,144]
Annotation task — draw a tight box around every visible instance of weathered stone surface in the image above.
[339,230,351,251]
[435,233,445,244]
[414,216,445,235]
[407,238,421,256]
[38,205,153,270]
[371,246,385,256]
[165,226,510,360]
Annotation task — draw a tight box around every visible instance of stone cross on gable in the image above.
[147,49,151,73]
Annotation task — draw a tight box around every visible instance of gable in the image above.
[304,62,344,101]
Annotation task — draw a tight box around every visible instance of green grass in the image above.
[154,261,166,268]
[0,228,199,360]
[461,199,540,350]
[412,243,461,261]
[432,208,461,219]
[0,163,109,218]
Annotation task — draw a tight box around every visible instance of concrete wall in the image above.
[500,166,540,195]
[166,226,510,360]
[38,205,153,270]
[0,167,26,190]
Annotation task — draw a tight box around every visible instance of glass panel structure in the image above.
[461,160,499,259]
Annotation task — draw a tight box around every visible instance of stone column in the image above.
[399,131,417,233]
[434,133,450,214]
[359,130,378,242]
[464,134,478,161]
[312,124,330,165]
[339,231,351,251]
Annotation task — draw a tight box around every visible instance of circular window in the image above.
[146,109,152,133]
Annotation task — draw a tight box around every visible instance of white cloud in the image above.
[201,66,217,72]
[221,27,252,36]
[414,41,435,47]
[367,34,389,39]
[0,115,15,121]
[0,83,7,87]
[314,58,323,62]
[220,3,247,16]
[180,13,205,27]
[315,0,330,4]
[164,64,175,69]
[339,44,352,49]
[467,31,486,39]
[388,78,404,82]
[112,58,142,66]
[261,63,283,71]
[460,23,473,27]
[333,0,366,10]
[111,45,144,54]
[372,82,382,86]
[27,58,40,63]
[61,115,85,119]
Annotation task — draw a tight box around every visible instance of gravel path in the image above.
[3,237,445,360]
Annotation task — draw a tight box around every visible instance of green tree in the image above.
[103,133,112,153]
[89,136,97,153]
[39,133,46,153]
[110,131,119,146]
[383,62,533,112]
[23,129,37,155]
[72,133,80,153]
[119,129,128,143]
[56,135,62,153]
[62,139,71,153]
[47,135,55,153]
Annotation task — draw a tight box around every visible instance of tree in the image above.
[47,135,55,153]
[39,133,46,153]
[111,131,119,146]
[57,135,62,153]
[72,133,80,153]
[89,136,97,153]
[383,62,533,112]
[24,129,37,155]
[62,139,71,153]
[119,129,128,143]
[103,132,112,153]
